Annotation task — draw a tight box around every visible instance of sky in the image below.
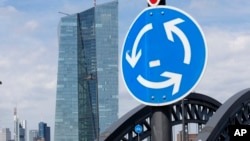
[0,0,250,140]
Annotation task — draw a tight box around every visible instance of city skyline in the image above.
[2,107,50,141]
[1,0,250,141]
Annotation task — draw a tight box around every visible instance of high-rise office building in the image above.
[54,1,118,141]
[0,128,11,141]
[19,120,27,141]
[38,122,50,141]
[29,130,38,141]
[14,107,18,141]
[13,108,27,141]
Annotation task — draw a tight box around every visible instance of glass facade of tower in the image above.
[54,1,118,141]
[95,1,118,132]
[38,122,50,141]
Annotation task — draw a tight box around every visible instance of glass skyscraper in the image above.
[54,1,118,141]
[38,122,50,141]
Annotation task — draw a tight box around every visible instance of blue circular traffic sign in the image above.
[121,6,207,106]
[134,124,143,134]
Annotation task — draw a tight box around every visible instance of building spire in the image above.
[14,107,17,116]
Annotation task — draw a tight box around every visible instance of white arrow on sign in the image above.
[137,71,182,95]
[126,23,153,68]
[164,18,191,64]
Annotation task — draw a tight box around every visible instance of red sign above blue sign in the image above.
[147,0,160,6]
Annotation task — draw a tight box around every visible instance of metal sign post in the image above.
[182,98,186,141]
[151,106,172,141]
[134,124,143,141]
[148,1,174,141]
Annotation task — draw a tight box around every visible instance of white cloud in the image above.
[0,3,57,132]
[0,5,16,13]
[195,27,250,102]
[24,20,39,31]
[189,0,218,11]
[0,59,10,68]
[229,35,250,53]
[0,5,20,24]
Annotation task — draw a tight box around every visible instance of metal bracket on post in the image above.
[151,106,172,141]
[158,0,166,5]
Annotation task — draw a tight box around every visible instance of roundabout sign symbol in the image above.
[121,6,207,106]
[164,18,191,65]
